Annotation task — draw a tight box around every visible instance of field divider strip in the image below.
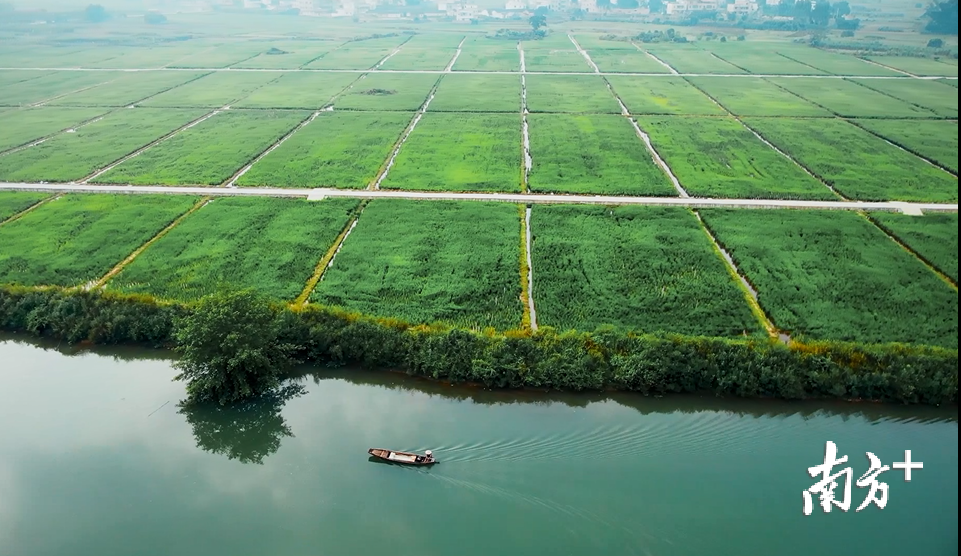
[568,35,600,73]
[27,77,121,108]
[445,36,467,72]
[775,53,831,75]
[860,212,958,290]
[299,40,351,69]
[0,109,115,157]
[844,118,958,177]
[294,200,369,306]
[523,205,537,330]
[640,49,680,75]
[0,193,60,227]
[521,73,531,193]
[224,110,323,187]
[371,35,416,70]
[843,77,947,119]
[857,57,918,78]
[369,75,443,190]
[518,42,526,74]
[708,52,752,74]
[86,196,212,291]
[227,52,269,69]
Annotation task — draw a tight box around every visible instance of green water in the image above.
[0,337,957,556]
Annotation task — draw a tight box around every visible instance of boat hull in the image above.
[368,448,438,466]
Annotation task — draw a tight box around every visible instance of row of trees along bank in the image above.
[0,286,955,407]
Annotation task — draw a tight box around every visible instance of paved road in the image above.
[1,182,956,214]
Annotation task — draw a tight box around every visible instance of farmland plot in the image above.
[0,108,206,182]
[0,107,106,151]
[706,48,826,75]
[334,73,438,111]
[525,75,620,113]
[167,43,267,68]
[382,113,520,192]
[0,70,53,88]
[527,114,674,196]
[453,41,519,71]
[140,71,280,108]
[0,71,119,107]
[570,35,636,50]
[0,192,48,221]
[0,194,197,287]
[606,76,723,115]
[305,47,394,69]
[94,110,307,185]
[853,119,958,174]
[775,49,899,76]
[587,50,672,73]
[638,116,834,199]
[234,72,359,109]
[531,205,759,336]
[743,118,958,202]
[109,197,358,301]
[379,48,457,70]
[430,74,521,112]
[641,47,745,74]
[849,78,958,118]
[700,209,958,348]
[870,212,959,282]
[686,77,831,117]
[47,71,208,107]
[402,34,466,48]
[866,56,958,77]
[767,78,936,118]
[234,42,337,69]
[312,200,523,331]
[237,111,412,189]
[524,49,592,72]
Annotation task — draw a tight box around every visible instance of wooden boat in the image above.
[368,448,437,465]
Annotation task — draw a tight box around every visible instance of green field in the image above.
[84,45,203,69]
[312,200,523,330]
[706,48,826,75]
[233,42,337,69]
[403,34,466,48]
[379,48,456,70]
[430,74,521,112]
[570,35,636,50]
[167,43,268,68]
[775,50,899,76]
[233,72,358,109]
[523,48,592,72]
[686,77,831,117]
[700,209,958,348]
[139,71,280,108]
[870,212,959,282]
[853,119,958,174]
[382,113,520,192]
[849,78,958,118]
[0,107,107,151]
[587,49,672,73]
[606,76,724,115]
[640,47,746,74]
[767,78,937,118]
[527,114,674,196]
[0,108,205,182]
[0,191,48,221]
[305,47,394,69]
[0,70,58,88]
[334,73,438,111]
[0,194,197,287]
[525,75,620,113]
[108,197,358,301]
[94,110,307,185]
[237,111,412,189]
[531,205,760,336]
[0,71,119,106]
[453,41,519,71]
[866,56,959,77]
[638,116,834,199]
[45,71,207,107]
[744,117,958,202]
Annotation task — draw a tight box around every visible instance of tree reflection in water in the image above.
[178,383,305,464]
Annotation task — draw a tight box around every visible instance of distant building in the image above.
[726,0,759,13]
[505,0,527,9]
[665,0,719,15]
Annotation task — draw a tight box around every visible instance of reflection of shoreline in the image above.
[3,333,956,424]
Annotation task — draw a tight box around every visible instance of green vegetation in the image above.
[606,76,723,115]
[0,70,52,88]
[532,205,760,336]
[849,78,958,118]
[707,49,826,75]
[379,48,456,70]
[306,47,395,69]
[0,108,205,182]
[523,49,592,72]
[527,114,674,196]
[382,113,520,192]
[870,212,959,282]
[140,72,279,108]
[525,75,620,113]
[0,194,197,286]
[744,118,958,202]
[47,71,207,107]
[0,71,118,106]
[866,56,958,76]
[852,119,958,174]
[234,42,336,69]
[312,201,523,330]
[776,50,899,76]
[0,107,106,151]
[639,47,746,74]
[0,192,48,221]
[638,116,834,199]
[768,78,937,118]
[168,43,268,68]
[686,77,831,117]
[233,72,358,109]
[453,41,519,71]
[334,73,437,111]
[587,49,671,73]
[109,198,358,301]
[700,209,958,348]
[237,111,412,189]
[430,74,521,112]
[95,110,307,185]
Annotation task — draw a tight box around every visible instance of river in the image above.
[0,336,956,556]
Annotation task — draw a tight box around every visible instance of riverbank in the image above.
[1,286,956,405]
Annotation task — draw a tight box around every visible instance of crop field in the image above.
[699,209,958,348]
[853,119,958,174]
[108,197,359,301]
[775,50,898,76]
[237,111,412,189]
[233,72,358,109]
[0,107,107,151]
[0,108,206,182]
[527,114,674,196]
[640,47,746,74]
[403,34,466,48]
[569,35,636,50]
[46,71,208,107]
[531,205,760,336]
[606,76,723,115]
[84,45,216,69]
[940,79,958,88]
[334,73,438,111]
[0,194,197,287]
[233,42,337,69]
[870,212,959,282]
[429,74,521,112]
[94,109,307,185]
[586,49,672,73]
[453,41,519,71]
[382,113,520,192]
[139,71,280,108]
[379,48,457,70]
[866,56,959,77]
[0,192,48,221]
[523,48,592,72]
[312,200,523,331]
[305,47,394,69]
[743,117,958,202]
[686,77,830,117]
[705,49,826,75]
[167,43,268,68]
[638,116,833,199]
[766,78,937,118]
[0,70,52,88]
[525,75,620,113]
[0,71,119,106]
[849,78,958,118]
